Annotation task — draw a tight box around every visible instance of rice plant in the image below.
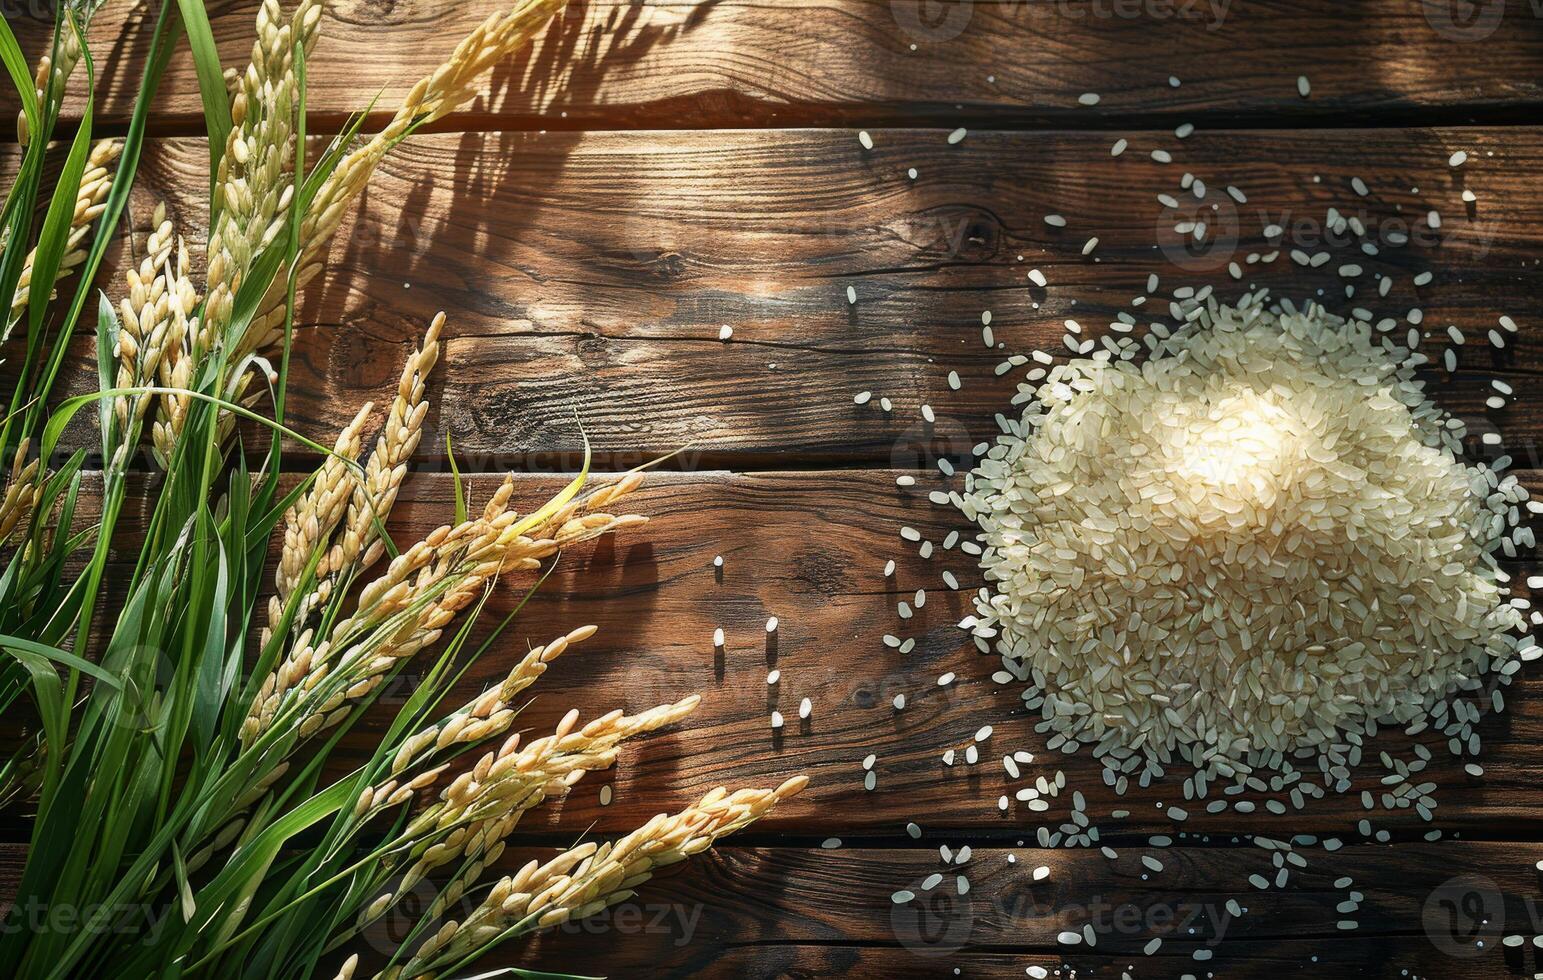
[0,3,803,977]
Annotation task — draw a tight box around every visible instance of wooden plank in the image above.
[18,127,1543,468]
[0,840,1528,977]
[458,842,1543,978]
[54,470,1543,839]
[9,1,1543,131]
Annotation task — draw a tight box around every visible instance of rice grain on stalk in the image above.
[8,139,121,336]
[388,776,809,980]
[245,0,571,357]
[1,4,806,976]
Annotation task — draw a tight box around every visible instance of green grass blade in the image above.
[175,0,232,194]
[0,634,123,690]
[0,15,39,143]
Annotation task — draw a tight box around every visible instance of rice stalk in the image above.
[14,1,108,146]
[0,443,40,545]
[151,0,322,462]
[7,139,121,338]
[389,776,809,980]
[244,0,570,358]
[0,4,806,977]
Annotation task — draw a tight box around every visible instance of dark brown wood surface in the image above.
[12,1,1543,130]
[7,1,1543,977]
[17,126,1543,468]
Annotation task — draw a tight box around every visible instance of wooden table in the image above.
[11,1,1543,976]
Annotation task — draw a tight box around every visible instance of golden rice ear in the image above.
[10,139,122,333]
[249,1,572,353]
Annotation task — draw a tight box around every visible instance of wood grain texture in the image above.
[5,5,1543,974]
[9,0,1543,131]
[18,126,1543,468]
[59,469,1542,840]
[0,840,1531,977]
[454,842,1543,978]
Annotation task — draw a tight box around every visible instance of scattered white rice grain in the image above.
[766,669,780,685]
[947,127,967,145]
[771,711,784,729]
[1449,150,1467,167]
[1081,237,1099,256]
[1078,92,1100,106]
[718,325,733,341]
[1111,138,1128,156]
[1044,214,1067,228]
[854,390,872,405]
[765,616,779,633]
[1175,122,1194,139]
[1028,268,1048,287]
[938,672,956,686]
[846,285,857,305]
[1150,149,1172,164]
[713,627,724,647]
[600,785,612,806]
[1297,75,1311,97]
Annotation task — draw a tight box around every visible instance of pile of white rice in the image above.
[960,293,1531,787]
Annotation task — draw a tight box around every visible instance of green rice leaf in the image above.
[21,47,92,342]
[172,841,197,923]
[0,633,122,690]
[95,292,120,459]
[448,430,468,525]
[0,16,38,139]
[175,0,233,191]
[27,0,180,451]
